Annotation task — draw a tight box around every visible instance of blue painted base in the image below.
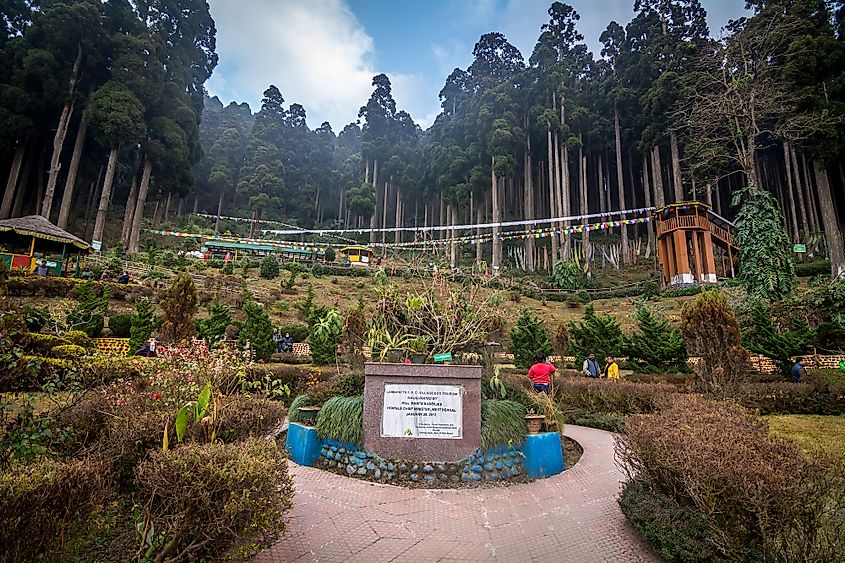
[285,422,321,466]
[522,432,564,479]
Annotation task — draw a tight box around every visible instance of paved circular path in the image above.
[256,425,660,562]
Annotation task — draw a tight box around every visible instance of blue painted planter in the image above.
[285,422,321,466]
[522,432,564,479]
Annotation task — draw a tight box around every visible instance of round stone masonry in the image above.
[363,362,482,462]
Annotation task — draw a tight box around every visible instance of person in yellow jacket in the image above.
[605,356,620,382]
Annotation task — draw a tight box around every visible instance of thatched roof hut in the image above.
[0,215,90,275]
[0,215,90,251]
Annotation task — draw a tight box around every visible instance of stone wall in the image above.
[318,437,524,485]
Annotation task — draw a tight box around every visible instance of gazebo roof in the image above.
[0,215,91,251]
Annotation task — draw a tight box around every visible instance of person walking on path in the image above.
[791,357,807,383]
[605,356,620,382]
[583,352,600,378]
[528,353,555,394]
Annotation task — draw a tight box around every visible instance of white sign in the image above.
[91,240,102,252]
[382,384,463,439]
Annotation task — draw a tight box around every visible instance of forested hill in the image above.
[1,1,844,277]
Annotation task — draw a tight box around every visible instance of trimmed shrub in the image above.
[555,379,677,416]
[567,410,625,432]
[480,399,527,450]
[288,394,312,424]
[134,439,293,561]
[107,313,133,338]
[27,333,70,355]
[278,323,309,343]
[62,330,95,350]
[215,394,287,443]
[619,480,722,562]
[510,309,552,368]
[618,397,845,561]
[329,371,364,397]
[315,395,364,445]
[0,457,111,561]
[81,356,142,387]
[795,260,831,278]
[50,344,88,360]
[259,255,280,279]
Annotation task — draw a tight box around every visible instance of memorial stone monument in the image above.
[363,362,482,461]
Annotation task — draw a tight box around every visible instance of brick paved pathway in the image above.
[256,425,660,562]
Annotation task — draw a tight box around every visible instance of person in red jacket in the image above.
[527,353,555,394]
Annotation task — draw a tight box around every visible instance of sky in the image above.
[205,0,749,131]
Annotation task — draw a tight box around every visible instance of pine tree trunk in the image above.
[121,163,141,244]
[790,147,811,239]
[164,191,172,223]
[394,188,401,245]
[92,145,119,246]
[524,145,535,272]
[782,143,800,243]
[813,160,845,278]
[1,141,25,219]
[642,153,656,254]
[476,200,483,263]
[43,44,83,220]
[369,159,378,242]
[449,201,457,270]
[547,126,559,262]
[614,105,629,263]
[128,156,153,253]
[382,180,390,245]
[491,156,501,272]
[338,186,344,224]
[57,116,87,229]
[598,151,606,214]
[439,195,446,241]
[802,152,821,235]
[651,145,665,208]
[670,131,683,203]
[214,187,225,233]
[579,142,589,263]
[84,164,103,239]
[560,98,571,261]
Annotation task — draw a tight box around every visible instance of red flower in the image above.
[151,393,162,400]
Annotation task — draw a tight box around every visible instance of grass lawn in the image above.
[766,414,845,458]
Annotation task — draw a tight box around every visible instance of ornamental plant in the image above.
[732,186,795,301]
[308,308,343,365]
[624,306,687,374]
[129,298,156,353]
[510,309,552,368]
[196,299,231,347]
[681,290,750,394]
[159,273,198,344]
[259,255,280,280]
[66,281,110,338]
[568,304,623,363]
[238,299,274,361]
[743,300,814,374]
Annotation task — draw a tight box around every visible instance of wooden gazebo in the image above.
[653,202,738,287]
[0,215,91,276]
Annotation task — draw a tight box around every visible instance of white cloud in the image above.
[207,0,378,129]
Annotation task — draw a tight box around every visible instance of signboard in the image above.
[91,240,102,252]
[382,384,463,439]
[433,352,452,363]
[793,244,807,253]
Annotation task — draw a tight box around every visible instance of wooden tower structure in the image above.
[653,202,738,287]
